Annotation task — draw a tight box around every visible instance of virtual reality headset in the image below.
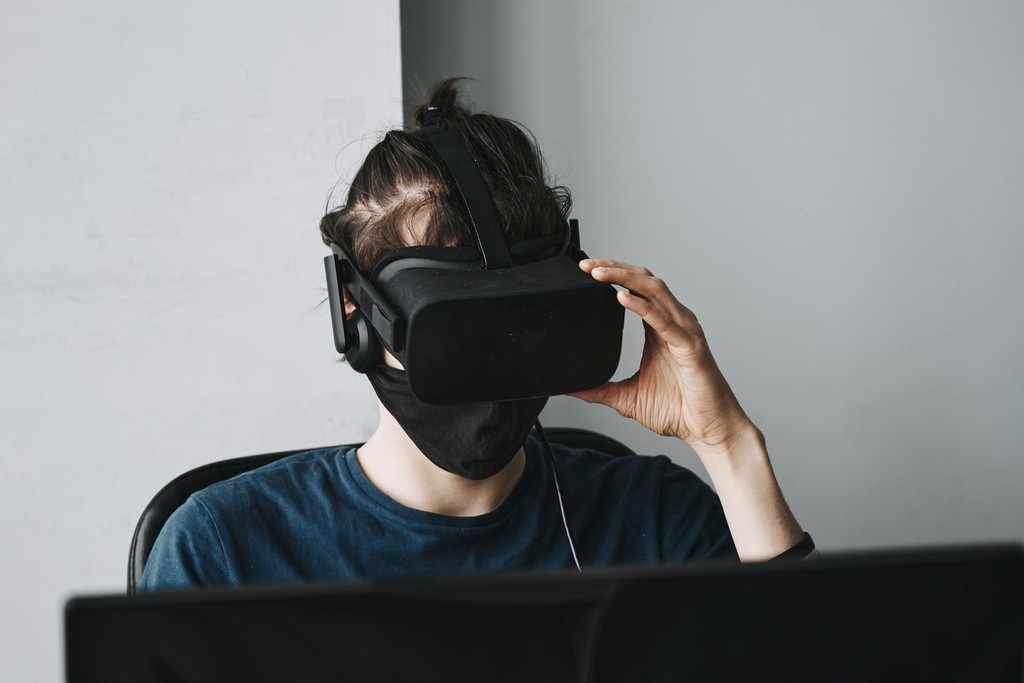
[324,115,623,404]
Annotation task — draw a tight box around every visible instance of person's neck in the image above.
[355,404,526,517]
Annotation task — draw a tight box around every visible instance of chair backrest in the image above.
[128,427,633,593]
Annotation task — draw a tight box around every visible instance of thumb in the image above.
[568,378,636,419]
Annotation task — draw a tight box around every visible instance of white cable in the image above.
[535,420,582,572]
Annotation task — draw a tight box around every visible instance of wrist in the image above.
[693,420,776,497]
[691,419,765,465]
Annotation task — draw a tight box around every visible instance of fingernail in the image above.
[580,259,593,267]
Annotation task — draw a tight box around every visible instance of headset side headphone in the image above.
[324,246,396,373]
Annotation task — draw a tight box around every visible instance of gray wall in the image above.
[0,2,400,680]
[402,1,1024,551]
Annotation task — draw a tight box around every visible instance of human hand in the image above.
[571,259,757,456]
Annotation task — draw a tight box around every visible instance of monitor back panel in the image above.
[66,545,1023,683]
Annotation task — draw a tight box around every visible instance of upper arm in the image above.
[137,495,233,591]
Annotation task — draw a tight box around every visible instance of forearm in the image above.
[692,423,804,562]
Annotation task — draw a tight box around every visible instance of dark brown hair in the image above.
[319,78,572,274]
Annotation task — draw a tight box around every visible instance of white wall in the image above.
[402,1,1024,550]
[0,2,401,680]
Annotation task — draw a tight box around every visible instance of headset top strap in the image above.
[415,124,513,270]
[417,106,445,128]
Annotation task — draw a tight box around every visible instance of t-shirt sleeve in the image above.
[657,460,739,563]
[137,495,233,591]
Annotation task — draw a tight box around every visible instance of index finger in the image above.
[579,258,654,277]
[582,258,699,328]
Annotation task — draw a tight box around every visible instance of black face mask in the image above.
[366,366,548,480]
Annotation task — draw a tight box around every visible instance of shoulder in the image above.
[192,446,352,514]
[139,446,355,591]
[545,438,709,494]
[539,436,718,520]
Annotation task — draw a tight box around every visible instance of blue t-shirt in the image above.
[139,437,737,590]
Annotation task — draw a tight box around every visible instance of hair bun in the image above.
[411,77,466,129]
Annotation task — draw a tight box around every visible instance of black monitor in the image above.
[65,544,1023,682]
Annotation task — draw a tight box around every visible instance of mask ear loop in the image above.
[534,420,582,572]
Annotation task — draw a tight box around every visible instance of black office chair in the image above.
[127,427,633,594]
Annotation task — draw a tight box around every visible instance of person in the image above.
[139,79,810,591]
